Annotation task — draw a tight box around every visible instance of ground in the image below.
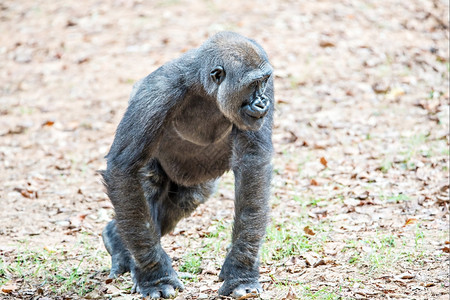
[0,0,449,299]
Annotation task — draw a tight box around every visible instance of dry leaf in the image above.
[372,82,390,94]
[313,259,326,267]
[106,284,122,295]
[386,87,405,100]
[319,40,335,47]
[320,157,328,168]
[41,120,55,127]
[282,286,299,299]
[395,273,415,280]
[1,284,18,293]
[236,291,259,299]
[303,252,324,267]
[13,187,37,199]
[303,226,316,236]
[403,218,418,227]
[84,290,101,299]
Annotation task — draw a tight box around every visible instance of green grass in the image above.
[0,237,109,297]
[262,219,327,263]
[269,274,343,300]
[179,253,202,275]
[339,229,433,274]
[376,132,448,175]
[2,249,95,296]
[414,224,425,248]
[382,193,410,203]
[201,218,232,256]
[307,197,326,207]
[301,286,341,300]
[379,158,392,173]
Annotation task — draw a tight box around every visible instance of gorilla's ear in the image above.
[210,66,225,84]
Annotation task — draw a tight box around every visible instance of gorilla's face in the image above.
[212,66,273,131]
[238,75,271,130]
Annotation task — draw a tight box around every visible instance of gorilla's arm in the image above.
[219,81,274,297]
[102,66,187,273]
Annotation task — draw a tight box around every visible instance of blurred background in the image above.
[0,0,448,299]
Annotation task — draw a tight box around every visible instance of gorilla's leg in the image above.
[156,180,217,236]
[102,219,134,278]
[140,159,216,236]
[102,161,168,280]
[103,160,216,298]
[103,160,184,298]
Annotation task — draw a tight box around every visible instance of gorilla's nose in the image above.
[244,97,269,119]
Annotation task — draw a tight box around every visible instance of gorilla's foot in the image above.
[131,250,184,299]
[218,253,262,298]
[132,275,184,299]
[218,279,262,298]
[108,254,133,278]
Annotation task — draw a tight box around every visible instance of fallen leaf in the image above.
[303,226,316,236]
[403,218,417,227]
[282,286,299,299]
[1,284,18,293]
[36,287,44,295]
[372,82,390,94]
[41,120,55,127]
[344,198,360,206]
[324,257,336,265]
[320,157,328,168]
[386,87,405,100]
[106,284,122,295]
[310,179,319,186]
[302,252,324,267]
[13,187,37,199]
[0,124,28,136]
[395,273,415,280]
[77,56,90,64]
[319,40,335,47]
[237,291,259,299]
[84,290,101,299]
[313,259,326,267]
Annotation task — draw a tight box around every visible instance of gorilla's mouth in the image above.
[242,97,269,119]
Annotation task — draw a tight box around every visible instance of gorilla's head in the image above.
[200,32,274,131]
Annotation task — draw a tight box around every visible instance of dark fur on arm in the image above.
[219,79,274,295]
[102,66,187,268]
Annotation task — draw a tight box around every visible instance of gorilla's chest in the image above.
[157,96,232,185]
[172,97,232,146]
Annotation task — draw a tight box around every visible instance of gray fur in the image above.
[101,31,274,298]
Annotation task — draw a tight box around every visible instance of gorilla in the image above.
[101,31,274,299]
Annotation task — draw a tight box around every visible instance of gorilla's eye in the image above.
[210,66,225,84]
[251,76,270,91]
[261,79,267,90]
